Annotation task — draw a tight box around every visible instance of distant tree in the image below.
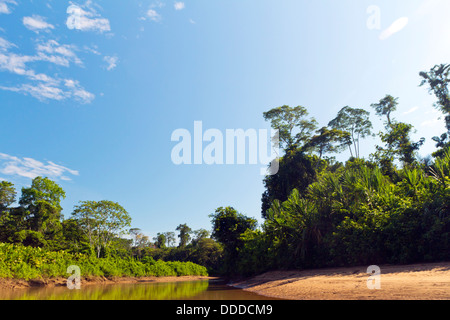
[176,223,192,247]
[328,106,373,159]
[263,105,318,151]
[0,181,16,210]
[371,95,425,167]
[72,200,132,258]
[191,228,210,246]
[129,228,150,248]
[371,94,398,127]
[304,126,350,161]
[129,228,150,259]
[164,231,176,247]
[154,233,166,249]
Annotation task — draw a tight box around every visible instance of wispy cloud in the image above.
[0,36,94,103]
[23,15,55,33]
[36,40,83,67]
[421,110,443,127]
[379,17,409,40]
[0,153,79,181]
[103,55,118,71]
[66,0,111,33]
[0,36,16,51]
[0,0,17,14]
[174,2,185,10]
[403,106,419,115]
[146,9,162,22]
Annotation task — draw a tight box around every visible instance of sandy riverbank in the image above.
[230,262,450,300]
[0,275,217,290]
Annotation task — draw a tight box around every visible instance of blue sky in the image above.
[1,0,449,241]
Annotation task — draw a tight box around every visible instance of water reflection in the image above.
[0,280,278,300]
[1,280,210,300]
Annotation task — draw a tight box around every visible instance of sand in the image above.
[230,262,450,300]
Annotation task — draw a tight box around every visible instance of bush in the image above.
[0,243,208,280]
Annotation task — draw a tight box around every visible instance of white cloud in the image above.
[103,55,118,71]
[174,2,185,10]
[421,117,442,127]
[379,17,409,40]
[403,106,419,115]
[0,0,17,14]
[36,40,83,67]
[83,45,101,55]
[0,37,94,104]
[146,9,162,22]
[0,81,95,104]
[0,153,79,181]
[0,36,16,51]
[66,1,111,33]
[23,15,55,33]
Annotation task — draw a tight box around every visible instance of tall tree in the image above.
[263,105,318,151]
[176,223,192,248]
[19,176,65,212]
[72,200,132,258]
[129,228,150,258]
[16,177,66,246]
[304,127,350,161]
[328,106,373,159]
[0,181,16,211]
[164,231,176,247]
[191,228,210,246]
[371,95,425,167]
[371,94,398,127]
[129,228,150,248]
[419,64,450,157]
[154,233,166,249]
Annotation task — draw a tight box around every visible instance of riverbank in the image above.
[230,262,450,300]
[0,275,218,290]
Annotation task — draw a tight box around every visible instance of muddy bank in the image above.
[230,262,450,300]
[0,275,217,290]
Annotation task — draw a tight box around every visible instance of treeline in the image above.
[129,225,223,273]
[0,243,207,280]
[208,63,450,276]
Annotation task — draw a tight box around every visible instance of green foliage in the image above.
[0,181,16,210]
[176,224,192,247]
[261,149,319,218]
[209,207,257,275]
[235,147,450,275]
[19,177,66,212]
[263,105,318,151]
[0,243,207,280]
[328,106,373,159]
[72,200,132,258]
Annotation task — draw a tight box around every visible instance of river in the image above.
[0,279,280,300]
